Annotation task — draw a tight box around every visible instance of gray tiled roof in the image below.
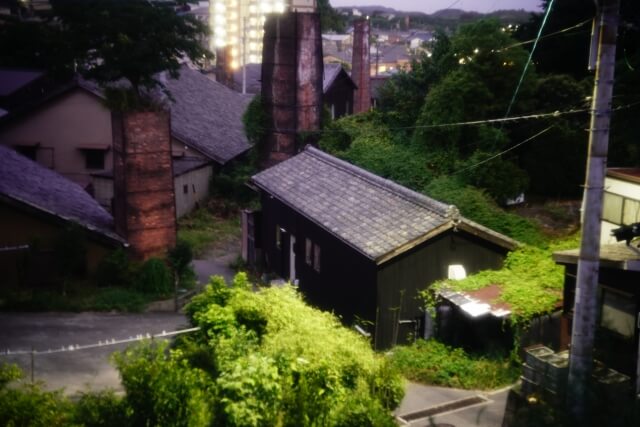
[323,63,356,92]
[0,145,124,244]
[253,146,518,262]
[165,66,252,164]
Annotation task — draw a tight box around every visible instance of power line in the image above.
[452,126,554,175]
[0,327,200,356]
[495,19,592,52]
[503,0,556,119]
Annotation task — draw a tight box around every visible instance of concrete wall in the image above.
[0,89,113,188]
[174,165,213,218]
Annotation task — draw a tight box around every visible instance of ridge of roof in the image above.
[304,145,450,217]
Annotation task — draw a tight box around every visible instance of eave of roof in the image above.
[553,243,640,272]
[252,146,519,264]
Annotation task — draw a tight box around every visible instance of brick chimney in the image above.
[352,18,371,114]
[112,110,177,260]
[260,11,323,169]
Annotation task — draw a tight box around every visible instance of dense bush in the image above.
[390,339,519,390]
[95,249,134,288]
[135,258,172,295]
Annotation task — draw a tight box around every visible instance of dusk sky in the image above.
[329,0,543,14]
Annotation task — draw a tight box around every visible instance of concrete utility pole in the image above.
[568,0,620,419]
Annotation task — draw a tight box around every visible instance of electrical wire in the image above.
[452,126,554,175]
[503,0,556,120]
[494,19,592,52]
[0,327,201,356]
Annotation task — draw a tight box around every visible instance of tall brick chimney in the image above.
[352,18,371,114]
[112,110,177,260]
[260,11,323,169]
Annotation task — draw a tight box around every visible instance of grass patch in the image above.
[390,339,519,390]
[0,286,155,313]
[177,203,241,257]
[427,234,581,324]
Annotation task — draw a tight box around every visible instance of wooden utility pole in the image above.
[568,0,620,419]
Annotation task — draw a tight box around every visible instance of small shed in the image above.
[554,243,640,393]
[251,146,518,348]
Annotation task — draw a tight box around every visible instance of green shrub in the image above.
[113,341,214,427]
[96,249,134,288]
[390,339,519,390]
[0,380,74,427]
[92,288,148,312]
[73,390,129,427]
[135,258,172,295]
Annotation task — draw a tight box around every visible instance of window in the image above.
[305,238,313,265]
[83,149,106,170]
[276,226,282,249]
[313,243,321,272]
[603,192,640,226]
[600,288,636,338]
[622,198,640,225]
[14,145,37,161]
[602,192,623,224]
[183,184,189,194]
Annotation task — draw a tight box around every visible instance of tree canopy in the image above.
[51,0,211,106]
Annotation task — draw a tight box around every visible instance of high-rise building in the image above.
[210,0,316,68]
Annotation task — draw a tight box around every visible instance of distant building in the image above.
[210,0,316,69]
[600,168,640,244]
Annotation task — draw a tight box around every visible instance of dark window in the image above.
[305,238,312,265]
[14,145,37,161]
[276,226,282,249]
[600,288,636,337]
[313,243,321,272]
[183,184,189,194]
[84,149,105,170]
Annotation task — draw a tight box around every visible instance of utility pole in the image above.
[568,0,620,420]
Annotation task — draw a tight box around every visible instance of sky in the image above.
[329,0,543,14]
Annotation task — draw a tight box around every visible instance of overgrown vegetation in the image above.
[177,204,242,257]
[390,339,519,390]
[424,234,581,325]
[0,274,405,426]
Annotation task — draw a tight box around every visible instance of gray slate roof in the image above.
[0,145,124,244]
[252,146,517,263]
[0,69,44,97]
[322,63,356,92]
[165,66,252,164]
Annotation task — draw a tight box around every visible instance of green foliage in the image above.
[210,156,258,207]
[242,95,268,145]
[424,176,544,245]
[0,381,74,427]
[135,258,172,295]
[96,249,134,288]
[113,341,214,427]
[168,239,196,289]
[317,0,345,33]
[390,339,519,390]
[176,273,404,425]
[51,0,212,108]
[72,391,129,427]
[92,287,148,312]
[177,203,242,257]
[0,364,21,389]
[426,234,580,325]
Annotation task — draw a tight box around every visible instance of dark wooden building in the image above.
[251,146,518,348]
[554,244,640,394]
[322,63,356,119]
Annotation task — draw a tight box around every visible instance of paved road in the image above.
[0,312,187,394]
[396,382,511,427]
